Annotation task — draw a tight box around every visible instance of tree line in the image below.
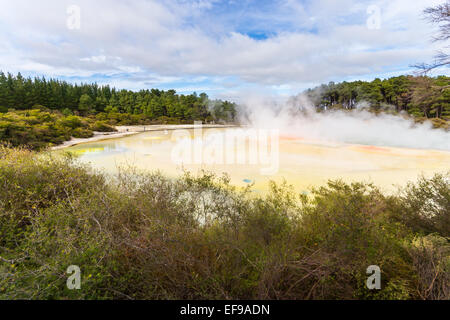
[304,75,450,120]
[0,72,237,123]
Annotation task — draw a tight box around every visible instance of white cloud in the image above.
[0,0,446,93]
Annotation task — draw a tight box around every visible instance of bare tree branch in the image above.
[413,1,450,73]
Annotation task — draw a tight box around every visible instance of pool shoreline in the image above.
[51,124,239,150]
[60,126,450,195]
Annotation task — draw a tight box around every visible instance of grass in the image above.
[0,146,448,300]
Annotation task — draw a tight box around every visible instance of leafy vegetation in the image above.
[1,72,449,150]
[0,146,448,300]
[0,72,237,123]
[0,108,118,149]
[0,72,237,149]
[305,75,450,126]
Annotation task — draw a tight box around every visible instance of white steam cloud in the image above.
[239,94,450,151]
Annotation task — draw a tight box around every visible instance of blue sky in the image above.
[0,0,447,100]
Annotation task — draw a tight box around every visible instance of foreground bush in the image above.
[0,147,448,300]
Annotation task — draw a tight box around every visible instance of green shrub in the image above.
[406,235,449,300]
[0,147,448,300]
[430,118,449,131]
[58,116,85,130]
[72,128,94,139]
[62,108,73,117]
[388,173,450,237]
[90,121,117,132]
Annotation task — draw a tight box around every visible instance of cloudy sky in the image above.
[0,0,447,99]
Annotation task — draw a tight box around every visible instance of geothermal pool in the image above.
[64,128,450,194]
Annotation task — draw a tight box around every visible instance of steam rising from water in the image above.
[239,94,450,151]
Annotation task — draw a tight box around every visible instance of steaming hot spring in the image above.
[63,112,450,194]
